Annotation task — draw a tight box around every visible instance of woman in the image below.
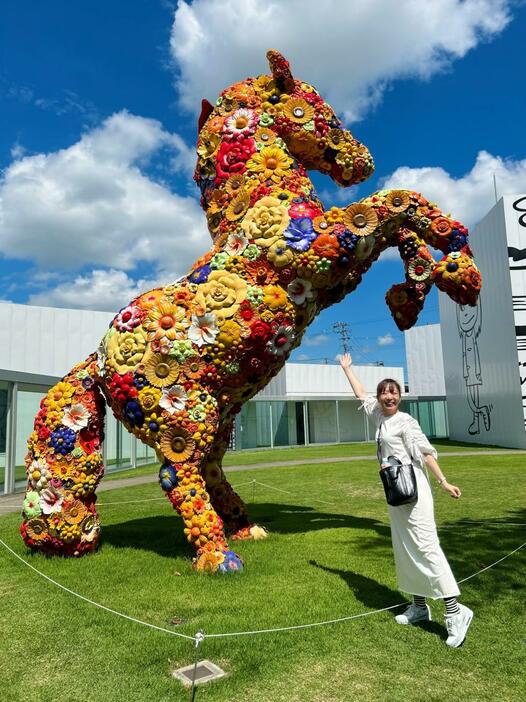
[339,352,473,648]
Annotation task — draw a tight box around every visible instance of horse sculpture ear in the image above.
[198,99,214,133]
[266,49,295,93]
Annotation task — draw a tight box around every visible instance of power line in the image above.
[332,321,351,353]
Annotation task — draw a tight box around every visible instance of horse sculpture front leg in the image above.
[322,189,481,329]
[157,410,244,573]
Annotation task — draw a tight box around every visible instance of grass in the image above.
[1,451,525,701]
[103,438,521,483]
[2,438,519,487]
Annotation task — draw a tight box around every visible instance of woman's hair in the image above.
[376,378,401,398]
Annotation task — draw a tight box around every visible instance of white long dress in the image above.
[362,397,460,599]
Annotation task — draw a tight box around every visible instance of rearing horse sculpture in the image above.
[21,51,481,572]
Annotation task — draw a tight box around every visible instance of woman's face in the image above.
[378,384,401,416]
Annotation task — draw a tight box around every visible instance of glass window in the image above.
[105,417,132,474]
[307,401,338,444]
[433,400,449,438]
[15,387,48,491]
[117,424,132,470]
[136,437,156,465]
[269,401,305,447]
[238,402,271,449]
[401,399,449,438]
[338,400,368,442]
[418,401,434,437]
[0,386,7,493]
[104,412,118,473]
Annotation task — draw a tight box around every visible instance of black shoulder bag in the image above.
[377,422,418,506]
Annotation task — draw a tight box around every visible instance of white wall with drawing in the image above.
[439,195,526,448]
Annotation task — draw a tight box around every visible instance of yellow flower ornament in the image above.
[194,271,248,319]
[241,196,290,247]
[105,327,147,374]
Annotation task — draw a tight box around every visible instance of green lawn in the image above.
[3,438,519,488]
[102,438,521,483]
[1,453,525,701]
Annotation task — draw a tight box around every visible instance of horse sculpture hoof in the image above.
[231,525,269,541]
[194,549,244,574]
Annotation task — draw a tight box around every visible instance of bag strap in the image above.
[376,422,383,465]
[401,417,415,462]
[377,417,415,464]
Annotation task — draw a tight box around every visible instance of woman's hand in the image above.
[442,481,461,499]
[339,352,353,369]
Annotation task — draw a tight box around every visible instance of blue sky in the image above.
[1,0,525,371]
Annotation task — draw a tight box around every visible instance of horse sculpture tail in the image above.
[322,190,481,331]
[20,353,106,556]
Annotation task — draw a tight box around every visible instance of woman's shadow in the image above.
[309,559,446,641]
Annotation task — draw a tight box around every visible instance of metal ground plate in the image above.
[172,660,226,686]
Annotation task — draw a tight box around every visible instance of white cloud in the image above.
[28,269,166,312]
[170,0,511,120]
[296,353,311,361]
[0,111,207,273]
[10,143,26,160]
[318,185,360,207]
[377,333,395,346]
[304,333,330,347]
[382,151,526,227]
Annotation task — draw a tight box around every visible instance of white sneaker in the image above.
[395,603,431,625]
[445,604,473,648]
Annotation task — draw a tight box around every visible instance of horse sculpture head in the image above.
[194,51,374,227]
[194,50,480,331]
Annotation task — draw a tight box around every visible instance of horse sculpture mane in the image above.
[21,51,481,573]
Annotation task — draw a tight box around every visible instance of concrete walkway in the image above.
[1,448,524,516]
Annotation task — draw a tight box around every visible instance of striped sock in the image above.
[413,595,427,609]
[444,597,461,616]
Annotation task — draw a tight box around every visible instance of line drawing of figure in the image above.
[456,301,491,434]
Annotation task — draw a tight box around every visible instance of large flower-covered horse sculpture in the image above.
[21,51,481,572]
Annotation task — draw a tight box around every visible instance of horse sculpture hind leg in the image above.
[21,355,105,554]
[198,420,266,540]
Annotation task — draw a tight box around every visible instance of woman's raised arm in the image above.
[339,353,368,400]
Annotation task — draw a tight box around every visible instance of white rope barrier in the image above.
[0,537,196,643]
[94,479,331,508]
[98,496,167,506]
[455,540,526,584]
[250,479,334,506]
[447,520,526,528]
[97,481,256,507]
[1,524,524,644]
[203,537,526,638]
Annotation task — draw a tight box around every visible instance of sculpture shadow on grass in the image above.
[100,504,526,603]
[101,502,391,559]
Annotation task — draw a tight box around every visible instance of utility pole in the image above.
[333,321,351,354]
